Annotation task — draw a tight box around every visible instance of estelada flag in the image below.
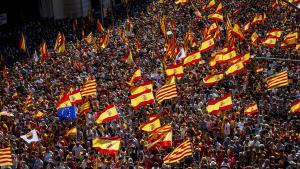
[199,36,215,53]
[130,81,153,95]
[127,67,142,86]
[165,63,184,79]
[206,93,233,114]
[40,40,49,64]
[95,104,119,124]
[225,61,244,76]
[97,19,105,32]
[244,103,259,115]
[54,32,65,53]
[262,36,277,47]
[92,137,121,155]
[203,72,224,86]
[68,88,82,105]
[140,117,161,132]
[130,89,155,109]
[204,0,216,10]
[123,49,134,64]
[290,99,300,114]
[19,33,26,52]
[65,127,77,137]
[208,13,223,22]
[183,50,202,66]
[231,23,244,40]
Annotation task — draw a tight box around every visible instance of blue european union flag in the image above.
[57,106,77,120]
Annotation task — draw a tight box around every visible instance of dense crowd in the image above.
[0,0,299,168]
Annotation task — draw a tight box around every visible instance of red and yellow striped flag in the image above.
[244,103,259,115]
[266,71,289,90]
[0,147,13,167]
[79,101,90,114]
[165,63,184,79]
[208,13,224,22]
[97,19,105,32]
[156,77,177,103]
[130,89,155,109]
[207,22,218,35]
[243,22,250,33]
[146,124,172,150]
[140,117,161,132]
[123,49,134,64]
[281,32,298,49]
[40,40,49,64]
[54,32,65,53]
[230,52,251,64]
[207,93,233,114]
[199,36,215,53]
[65,127,77,137]
[290,100,300,114]
[215,3,223,12]
[225,61,244,76]
[203,72,224,86]
[183,50,202,66]
[250,31,260,46]
[96,104,119,124]
[69,89,83,105]
[204,0,216,10]
[216,49,237,64]
[266,29,282,39]
[33,111,44,119]
[163,140,193,164]
[19,33,26,52]
[92,137,121,155]
[160,15,167,36]
[175,0,189,4]
[127,67,141,86]
[25,93,33,108]
[231,23,244,40]
[130,81,153,95]
[81,79,97,96]
[252,14,264,25]
[99,32,110,49]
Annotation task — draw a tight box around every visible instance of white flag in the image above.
[20,129,39,143]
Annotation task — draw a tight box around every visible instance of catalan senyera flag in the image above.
[96,104,119,124]
[40,40,49,64]
[97,19,105,33]
[140,117,161,132]
[130,89,155,109]
[231,23,244,40]
[208,13,224,22]
[127,67,142,86]
[81,79,97,96]
[165,63,184,79]
[99,32,110,49]
[243,22,250,33]
[215,3,223,12]
[266,29,282,39]
[290,100,300,114]
[262,36,277,47]
[54,32,65,53]
[19,33,27,52]
[0,147,13,167]
[160,15,167,36]
[244,103,258,115]
[199,36,215,53]
[65,127,77,137]
[130,81,153,95]
[203,72,224,86]
[156,77,178,103]
[163,140,193,164]
[205,0,216,10]
[206,93,233,114]
[123,49,134,64]
[250,31,260,46]
[266,71,289,90]
[68,89,82,105]
[225,61,244,76]
[230,52,251,64]
[183,50,202,66]
[79,101,90,114]
[92,137,121,155]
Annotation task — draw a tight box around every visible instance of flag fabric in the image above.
[54,32,65,53]
[81,79,97,96]
[0,148,13,167]
[205,0,216,10]
[123,49,134,64]
[146,124,172,150]
[25,93,33,108]
[183,50,202,66]
[266,29,282,39]
[19,33,26,52]
[99,32,110,49]
[208,13,224,22]
[207,22,218,35]
[20,129,39,143]
[79,101,90,114]
[130,81,153,95]
[206,93,233,114]
[92,137,121,155]
[225,61,244,76]
[199,36,215,53]
[86,32,94,44]
[57,106,77,120]
[243,22,250,33]
[128,67,142,86]
[252,14,264,25]
[56,90,72,110]
[33,111,44,119]
[156,78,178,103]
[250,31,260,46]
[40,40,49,64]
[203,72,224,86]
[290,100,300,114]
[216,49,237,64]
[97,19,105,32]
[230,52,251,64]
[68,89,83,105]
[266,71,289,90]
[130,89,155,109]
[244,103,259,115]
[281,32,298,49]
[175,0,188,4]
[96,104,119,124]
[65,127,77,137]
[160,15,167,36]
[140,117,161,132]
[165,63,184,79]
[163,140,193,164]
[231,23,244,40]
[215,3,223,12]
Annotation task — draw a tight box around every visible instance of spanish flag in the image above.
[99,32,110,49]
[40,40,49,64]
[33,111,44,119]
[203,72,224,86]
[209,55,217,69]
[130,89,155,109]
[206,93,233,114]
[146,124,172,150]
[252,14,264,25]
[208,13,224,22]
[204,0,216,10]
[127,67,141,86]
[250,31,260,46]
[130,81,153,95]
[96,104,119,124]
[183,50,202,66]
[19,33,26,52]
[165,63,184,79]
[290,100,300,114]
[281,32,298,49]
[231,23,244,40]
[244,103,258,115]
[68,89,82,105]
[65,127,77,137]
[216,49,237,64]
[54,32,66,53]
[215,3,222,12]
[97,19,105,33]
[225,61,244,76]
[123,49,134,64]
[199,36,215,53]
[230,52,251,64]
[214,27,221,39]
[243,22,250,33]
[262,36,277,47]
[140,117,161,132]
[56,91,72,110]
[207,22,218,35]
[92,137,121,155]
[163,140,193,164]
[266,29,282,39]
